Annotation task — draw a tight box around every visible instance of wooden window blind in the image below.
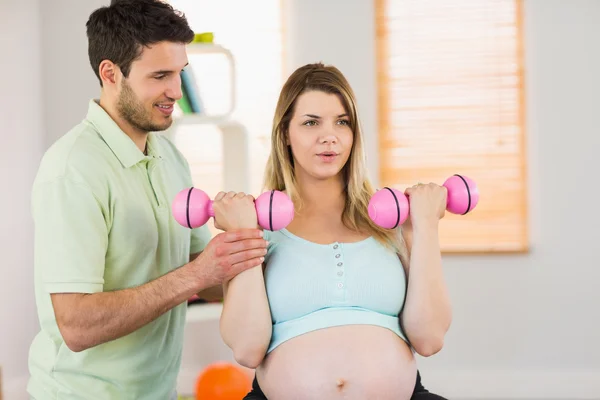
[375,0,528,253]
[166,0,284,235]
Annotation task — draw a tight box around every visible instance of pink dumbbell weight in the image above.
[367,174,480,229]
[172,188,295,231]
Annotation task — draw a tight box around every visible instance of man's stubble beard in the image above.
[117,80,172,133]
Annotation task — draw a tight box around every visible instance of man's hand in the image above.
[192,228,267,287]
[50,228,267,353]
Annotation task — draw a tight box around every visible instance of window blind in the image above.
[375,0,528,252]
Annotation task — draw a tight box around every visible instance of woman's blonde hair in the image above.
[263,63,407,259]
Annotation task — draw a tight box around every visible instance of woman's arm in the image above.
[399,183,452,357]
[220,264,272,368]
[213,191,273,368]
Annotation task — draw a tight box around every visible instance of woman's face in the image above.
[286,90,354,183]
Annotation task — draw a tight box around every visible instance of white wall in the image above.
[0,1,106,398]
[2,0,599,399]
[284,0,380,181]
[0,0,43,397]
[41,0,107,145]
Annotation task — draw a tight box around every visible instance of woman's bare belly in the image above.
[256,325,416,400]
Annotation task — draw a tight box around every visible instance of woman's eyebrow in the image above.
[302,113,348,118]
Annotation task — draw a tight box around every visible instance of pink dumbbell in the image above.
[172,188,295,231]
[368,174,480,229]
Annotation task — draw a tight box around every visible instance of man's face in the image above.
[116,41,188,133]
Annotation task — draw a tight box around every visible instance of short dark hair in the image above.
[86,0,195,86]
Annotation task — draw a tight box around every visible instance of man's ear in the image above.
[98,60,119,86]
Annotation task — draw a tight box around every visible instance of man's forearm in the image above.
[54,262,207,352]
[190,252,224,301]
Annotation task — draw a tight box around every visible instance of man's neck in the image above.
[98,95,147,153]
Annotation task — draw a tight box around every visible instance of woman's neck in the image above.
[295,174,346,218]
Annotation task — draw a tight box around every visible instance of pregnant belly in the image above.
[255,325,416,400]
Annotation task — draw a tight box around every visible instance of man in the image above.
[27,1,266,399]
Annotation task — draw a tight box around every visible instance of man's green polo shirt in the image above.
[27,99,212,400]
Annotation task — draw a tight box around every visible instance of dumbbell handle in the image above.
[368,174,479,229]
[172,187,294,231]
[196,194,283,231]
[206,201,216,218]
[392,175,474,213]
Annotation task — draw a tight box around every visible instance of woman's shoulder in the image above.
[263,229,287,249]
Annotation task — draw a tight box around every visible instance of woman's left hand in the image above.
[404,182,447,227]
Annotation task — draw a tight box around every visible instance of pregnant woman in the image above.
[216,63,452,400]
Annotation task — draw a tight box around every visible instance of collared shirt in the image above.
[27,99,211,400]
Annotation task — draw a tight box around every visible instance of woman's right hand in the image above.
[213,191,258,231]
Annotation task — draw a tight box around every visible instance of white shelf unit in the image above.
[179,302,238,396]
[167,42,243,322]
[164,42,250,194]
[185,302,223,323]
[173,42,247,396]
[172,113,230,126]
[172,43,245,324]
[182,42,236,121]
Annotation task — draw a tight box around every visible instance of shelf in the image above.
[184,42,236,117]
[186,43,233,58]
[172,114,232,126]
[165,119,251,193]
[185,302,223,323]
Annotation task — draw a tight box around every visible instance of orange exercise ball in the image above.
[195,361,252,400]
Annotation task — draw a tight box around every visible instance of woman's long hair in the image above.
[263,63,408,261]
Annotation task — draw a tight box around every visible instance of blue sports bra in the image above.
[263,228,409,353]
